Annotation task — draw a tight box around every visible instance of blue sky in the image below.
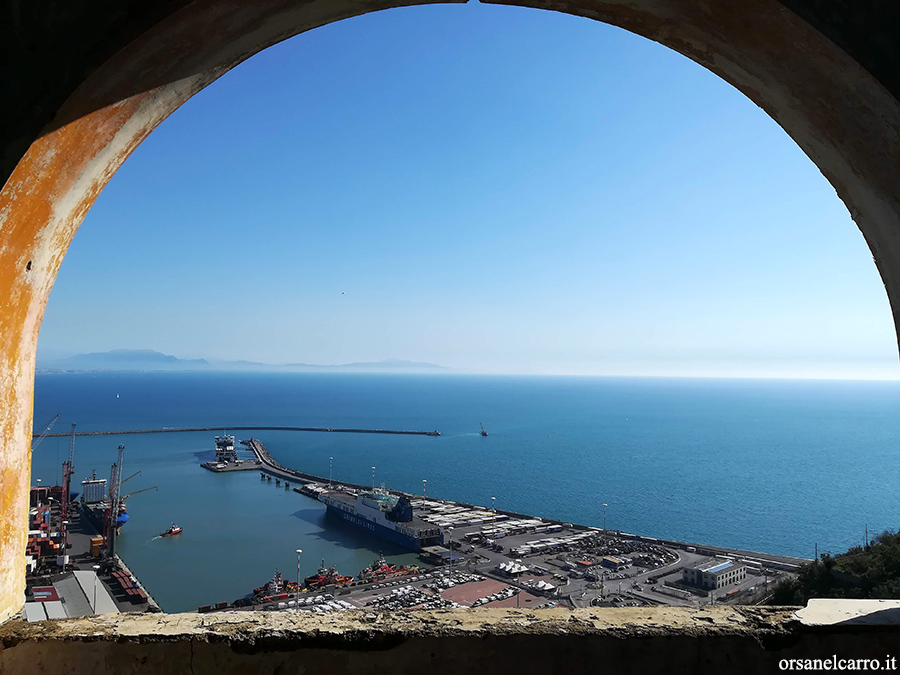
[38,3,900,378]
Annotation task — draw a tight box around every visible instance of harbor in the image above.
[196,435,810,613]
[26,421,814,617]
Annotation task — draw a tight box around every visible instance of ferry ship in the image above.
[319,488,442,551]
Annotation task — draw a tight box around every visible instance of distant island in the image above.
[36,349,450,374]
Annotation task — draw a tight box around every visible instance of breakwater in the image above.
[36,425,441,438]
[244,439,368,488]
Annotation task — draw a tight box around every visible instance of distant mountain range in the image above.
[36,349,450,374]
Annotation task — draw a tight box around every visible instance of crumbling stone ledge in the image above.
[0,606,796,643]
[1,606,897,674]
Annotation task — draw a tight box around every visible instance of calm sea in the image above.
[30,372,900,612]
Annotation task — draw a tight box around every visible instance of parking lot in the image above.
[210,498,802,614]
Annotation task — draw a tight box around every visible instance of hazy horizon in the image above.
[37,4,900,381]
[34,346,900,381]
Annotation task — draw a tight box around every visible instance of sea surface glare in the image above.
[30,372,900,613]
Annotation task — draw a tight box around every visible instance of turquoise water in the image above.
[30,372,900,612]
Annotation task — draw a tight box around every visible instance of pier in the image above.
[203,436,812,616]
[36,425,441,438]
[231,439,812,573]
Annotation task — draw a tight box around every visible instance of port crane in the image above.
[31,413,61,452]
[117,470,142,489]
[119,486,158,503]
[60,423,77,565]
[102,444,157,561]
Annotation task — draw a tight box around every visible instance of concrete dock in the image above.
[202,437,812,614]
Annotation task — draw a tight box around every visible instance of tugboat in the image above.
[304,559,354,589]
[160,522,182,537]
[480,423,488,437]
[358,553,417,582]
[251,569,296,600]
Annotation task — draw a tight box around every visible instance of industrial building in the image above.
[682,559,746,590]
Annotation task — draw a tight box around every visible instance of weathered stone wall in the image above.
[2,0,900,623]
[3,607,899,675]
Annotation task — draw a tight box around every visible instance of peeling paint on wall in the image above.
[2,0,900,622]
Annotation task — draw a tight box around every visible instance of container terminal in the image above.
[24,427,161,621]
[198,436,810,614]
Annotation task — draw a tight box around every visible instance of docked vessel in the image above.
[319,487,442,551]
[160,523,182,537]
[252,569,299,600]
[214,434,237,463]
[82,501,129,535]
[304,560,354,589]
[358,554,418,582]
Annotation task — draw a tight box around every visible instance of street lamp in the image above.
[92,564,101,614]
[329,457,333,487]
[491,496,496,513]
[602,503,608,534]
[422,479,427,498]
[296,549,303,597]
[371,466,376,491]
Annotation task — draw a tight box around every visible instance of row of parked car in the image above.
[471,586,519,607]
[368,573,432,590]
[267,593,356,612]
[425,572,483,591]
[366,585,462,611]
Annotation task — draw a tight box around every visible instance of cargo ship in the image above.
[319,487,442,551]
[81,500,129,535]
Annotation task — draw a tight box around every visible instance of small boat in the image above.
[480,423,488,437]
[160,523,182,537]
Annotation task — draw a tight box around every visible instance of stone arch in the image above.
[2,0,900,620]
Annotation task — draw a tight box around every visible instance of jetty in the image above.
[216,441,812,570]
[36,425,441,438]
[200,437,812,615]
